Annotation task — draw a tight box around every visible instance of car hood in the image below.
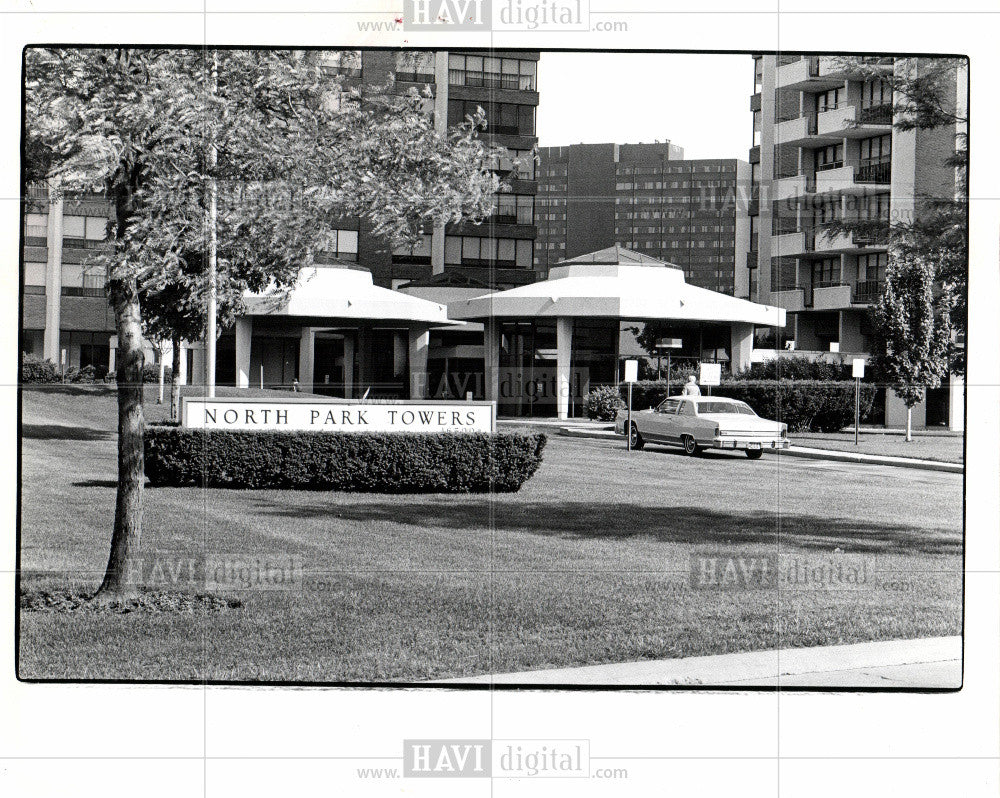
[699,413,782,430]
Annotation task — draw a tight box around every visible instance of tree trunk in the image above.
[170,334,182,423]
[95,276,145,601]
[906,406,913,442]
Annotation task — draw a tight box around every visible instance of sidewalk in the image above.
[531,421,963,474]
[431,636,962,688]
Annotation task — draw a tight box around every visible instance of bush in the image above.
[144,428,548,493]
[65,364,98,383]
[619,379,876,433]
[142,363,173,383]
[733,356,852,381]
[21,354,59,383]
[584,385,626,421]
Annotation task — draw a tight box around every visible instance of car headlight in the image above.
[714,426,720,437]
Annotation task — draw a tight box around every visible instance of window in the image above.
[396,51,435,83]
[444,236,532,268]
[317,228,358,262]
[862,78,892,108]
[815,144,844,172]
[319,50,361,77]
[63,215,86,238]
[85,216,107,240]
[812,257,840,286]
[392,234,432,262]
[817,88,840,112]
[448,54,535,90]
[857,252,887,282]
[24,213,47,239]
[61,264,105,296]
[657,398,681,414]
[24,262,46,288]
[860,134,891,163]
[447,100,535,135]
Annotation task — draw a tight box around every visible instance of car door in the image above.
[643,397,680,442]
[675,399,698,442]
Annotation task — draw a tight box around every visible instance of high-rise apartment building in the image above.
[536,143,750,296]
[748,54,965,428]
[20,49,540,380]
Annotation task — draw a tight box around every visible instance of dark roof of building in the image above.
[398,271,494,289]
[558,245,681,268]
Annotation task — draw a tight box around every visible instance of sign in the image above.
[182,398,496,433]
[623,359,638,383]
[655,337,683,350]
[852,358,866,379]
[829,342,840,353]
[699,363,722,386]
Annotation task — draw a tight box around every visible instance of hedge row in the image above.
[144,427,547,492]
[21,354,170,384]
[619,380,877,433]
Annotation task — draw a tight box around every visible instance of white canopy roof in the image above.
[243,265,455,326]
[449,247,786,327]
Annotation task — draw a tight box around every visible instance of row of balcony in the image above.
[774,103,892,146]
[772,227,888,257]
[773,160,892,201]
[775,56,894,91]
[772,279,885,311]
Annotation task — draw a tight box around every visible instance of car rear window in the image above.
[697,401,756,415]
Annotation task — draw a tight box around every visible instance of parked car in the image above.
[614,395,789,459]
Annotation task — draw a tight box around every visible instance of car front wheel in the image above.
[745,448,764,460]
[629,423,645,450]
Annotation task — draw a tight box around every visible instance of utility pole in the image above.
[205,49,219,397]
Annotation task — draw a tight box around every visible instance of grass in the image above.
[18,385,963,682]
[790,431,964,463]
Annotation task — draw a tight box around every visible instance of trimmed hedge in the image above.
[144,427,547,492]
[21,354,60,383]
[619,380,876,433]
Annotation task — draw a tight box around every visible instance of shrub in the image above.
[618,379,876,433]
[584,385,626,421]
[733,356,852,381]
[144,428,548,493]
[65,364,98,383]
[21,354,59,383]
[142,363,173,383]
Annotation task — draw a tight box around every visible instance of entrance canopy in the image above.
[244,264,455,326]
[448,246,785,328]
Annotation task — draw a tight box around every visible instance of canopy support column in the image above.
[730,322,755,373]
[556,317,573,420]
[343,334,355,398]
[235,318,252,389]
[483,318,500,407]
[408,326,430,399]
[298,326,315,393]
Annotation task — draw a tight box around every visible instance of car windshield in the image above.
[697,401,757,415]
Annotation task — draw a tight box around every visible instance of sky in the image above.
[535,52,751,161]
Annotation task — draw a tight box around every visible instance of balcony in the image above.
[772,286,806,312]
[773,230,810,257]
[774,173,809,202]
[812,282,853,310]
[812,230,855,253]
[813,164,854,195]
[852,279,884,305]
[855,159,892,187]
[817,56,893,81]
[816,104,857,138]
[775,115,819,147]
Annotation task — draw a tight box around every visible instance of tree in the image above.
[869,245,951,441]
[25,48,505,602]
[820,56,967,373]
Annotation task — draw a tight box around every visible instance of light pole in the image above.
[205,49,219,398]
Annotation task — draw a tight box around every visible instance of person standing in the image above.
[681,375,701,396]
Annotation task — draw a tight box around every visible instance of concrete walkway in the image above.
[537,422,963,473]
[432,636,962,688]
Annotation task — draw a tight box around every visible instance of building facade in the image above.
[747,54,964,429]
[535,143,751,297]
[19,49,540,380]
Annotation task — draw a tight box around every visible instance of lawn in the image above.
[790,431,964,463]
[18,385,963,682]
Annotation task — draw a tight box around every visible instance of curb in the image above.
[429,636,962,687]
[556,427,963,474]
